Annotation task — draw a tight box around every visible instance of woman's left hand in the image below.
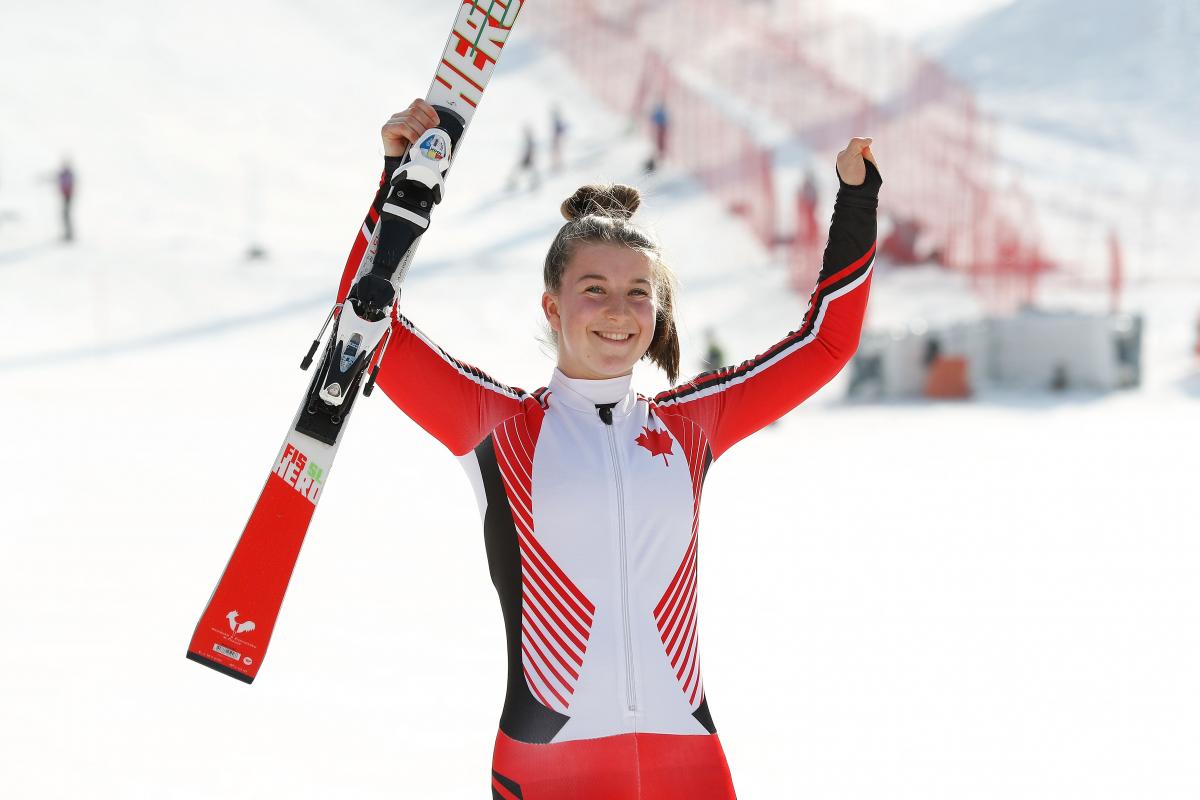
[835,137,877,186]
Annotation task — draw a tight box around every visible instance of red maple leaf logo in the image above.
[635,426,674,466]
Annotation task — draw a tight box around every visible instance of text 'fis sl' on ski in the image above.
[436,0,525,108]
[272,443,325,505]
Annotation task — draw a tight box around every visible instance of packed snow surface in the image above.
[1,1,1197,797]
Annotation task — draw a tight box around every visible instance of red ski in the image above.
[188,0,527,683]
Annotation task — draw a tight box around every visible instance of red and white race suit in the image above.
[359,159,880,799]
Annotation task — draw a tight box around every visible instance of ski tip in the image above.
[186,650,256,684]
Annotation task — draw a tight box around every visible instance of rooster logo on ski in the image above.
[226,611,256,635]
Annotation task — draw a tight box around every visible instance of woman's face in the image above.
[542,243,658,380]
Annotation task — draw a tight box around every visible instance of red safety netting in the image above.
[531,0,1054,312]
[530,1,777,246]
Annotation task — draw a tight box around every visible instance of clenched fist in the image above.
[382,98,441,157]
[835,137,877,186]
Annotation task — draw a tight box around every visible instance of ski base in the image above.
[186,651,255,684]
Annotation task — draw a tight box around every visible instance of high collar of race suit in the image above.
[548,368,638,423]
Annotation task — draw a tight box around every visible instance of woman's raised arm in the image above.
[653,138,882,459]
[334,101,528,456]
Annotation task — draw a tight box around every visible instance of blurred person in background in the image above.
[797,169,819,248]
[550,104,567,173]
[645,98,669,173]
[701,327,727,372]
[508,124,539,192]
[790,169,823,289]
[56,158,75,242]
[375,98,879,798]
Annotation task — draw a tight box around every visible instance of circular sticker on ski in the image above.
[419,131,450,162]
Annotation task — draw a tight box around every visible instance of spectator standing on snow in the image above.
[788,169,825,292]
[550,104,567,173]
[57,159,76,242]
[508,125,539,192]
[798,170,819,245]
[645,99,669,173]
[701,327,727,373]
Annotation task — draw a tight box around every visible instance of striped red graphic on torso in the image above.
[492,413,596,713]
[651,409,709,707]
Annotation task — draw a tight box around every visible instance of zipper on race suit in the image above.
[598,403,638,713]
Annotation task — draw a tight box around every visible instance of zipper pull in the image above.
[595,402,616,425]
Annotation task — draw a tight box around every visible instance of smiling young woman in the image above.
[540,183,678,384]
[369,99,881,798]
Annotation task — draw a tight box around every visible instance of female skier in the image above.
[368,99,880,799]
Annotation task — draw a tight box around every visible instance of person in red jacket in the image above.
[358,100,879,799]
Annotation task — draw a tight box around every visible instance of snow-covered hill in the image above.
[1,2,1198,799]
[924,0,1199,284]
[931,0,1198,150]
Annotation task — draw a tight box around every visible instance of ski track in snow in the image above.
[0,2,1197,798]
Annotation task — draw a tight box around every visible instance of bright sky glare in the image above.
[824,0,1016,38]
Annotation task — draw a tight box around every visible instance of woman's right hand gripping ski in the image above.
[382,98,441,157]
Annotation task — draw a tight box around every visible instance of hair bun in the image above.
[560,183,641,222]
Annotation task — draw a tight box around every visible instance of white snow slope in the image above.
[1,2,1197,798]
[925,0,1200,284]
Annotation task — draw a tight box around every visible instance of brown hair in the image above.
[543,184,681,384]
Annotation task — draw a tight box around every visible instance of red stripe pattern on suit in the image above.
[651,409,711,707]
[491,413,597,713]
